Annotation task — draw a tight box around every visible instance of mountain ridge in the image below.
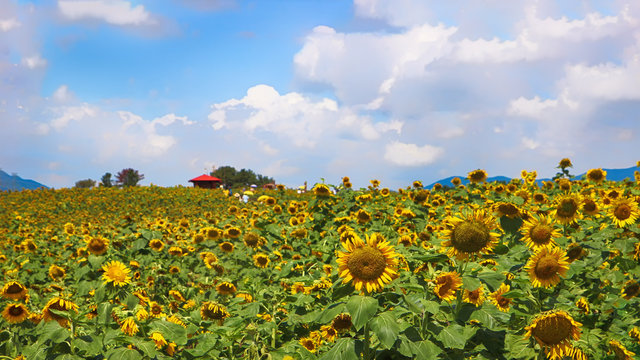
[0,170,49,191]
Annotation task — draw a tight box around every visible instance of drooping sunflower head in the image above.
[558,158,573,168]
[552,194,581,225]
[581,197,600,216]
[101,261,132,287]
[433,271,463,302]
[441,210,500,260]
[86,236,109,255]
[336,233,399,293]
[524,245,570,288]
[467,169,488,184]
[622,280,640,300]
[200,301,229,324]
[313,183,331,197]
[42,297,79,327]
[219,242,234,253]
[608,340,635,360]
[609,197,639,228]
[48,265,66,281]
[216,281,237,296]
[586,168,606,183]
[493,202,521,218]
[2,281,29,301]
[525,310,581,360]
[520,214,561,249]
[2,302,30,323]
[331,313,352,332]
[243,232,262,248]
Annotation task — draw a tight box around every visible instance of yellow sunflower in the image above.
[525,310,581,360]
[558,158,573,168]
[216,282,236,296]
[149,239,165,251]
[467,169,488,184]
[575,297,590,314]
[463,286,485,307]
[101,261,132,287]
[120,317,139,336]
[524,245,570,288]
[313,183,331,196]
[493,202,521,218]
[42,297,79,327]
[1,281,28,301]
[520,214,561,249]
[48,265,66,281]
[225,226,242,239]
[332,313,352,332]
[253,253,270,268]
[200,301,229,324]
[441,210,500,260]
[586,168,607,183]
[622,280,639,300]
[581,197,600,216]
[609,340,635,360]
[336,233,399,293]
[608,197,639,228]
[219,242,234,253]
[86,236,109,255]
[2,302,29,323]
[243,232,262,248]
[433,271,463,302]
[552,194,581,225]
[150,332,168,349]
[629,327,640,344]
[489,283,512,312]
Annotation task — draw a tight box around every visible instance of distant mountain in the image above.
[426,166,639,189]
[0,170,49,191]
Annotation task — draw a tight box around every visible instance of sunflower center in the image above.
[530,225,552,244]
[624,282,639,297]
[9,305,25,316]
[497,296,511,307]
[557,200,578,217]
[614,204,631,220]
[583,201,596,212]
[347,246,387,281]
[108,268,127,282]
[6,284,23,294]
[452,222,490,253]
[532,315,572,345]
[534,255,560,279]
[89,239,105,251]
[498,204,518,216]
[467,289,480,301]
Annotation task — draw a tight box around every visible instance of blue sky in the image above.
[1,0,639,189]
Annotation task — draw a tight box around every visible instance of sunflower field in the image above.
[1,165,640,360]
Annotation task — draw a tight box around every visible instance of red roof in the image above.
[189,174,222,182]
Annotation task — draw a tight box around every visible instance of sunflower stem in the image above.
[363,322,373,360]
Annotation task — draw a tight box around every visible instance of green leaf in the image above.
[478,270,505,291]
[105,347,143,360]
[319,338,359,360]
[506,334,536,360]
[317,302,347,323]
[40,321,70,343]
[346,295,378,330]
[97,301,113,325]
[132,238,147,251]
[149,319,188,345]
[501,289,525,299]
[462,276,482,291]
[412,340,442,358]
[370,312,401,349]
[436,324,473,349]
[131,340,161,358]
[423,300,441,315]
[469,308,510,330]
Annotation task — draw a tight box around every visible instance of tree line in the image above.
[74,168,144,188]
[210,166,275,189]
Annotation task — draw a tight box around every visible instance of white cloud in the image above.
[50,104,99,131]
[521,137,540,150]
[58,0,154,26]
[384,141,444,166]
[507,96,559,118]
[21,54,47,69]
[0,18,21,31]
[52,85,74,103]
[560,61,640,102]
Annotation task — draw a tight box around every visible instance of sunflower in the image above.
[575,297,590,314]
[608,197,639,228]
[243,232,262,248]
[586,168,606,183]
[149,301,164,318]
[520,215,561,249]
[86,236,109,255]
[621,280,639,300]
[149,239,165,251]
[1,281,28,301]
[150,332,168,349]
[299,337,318,353]
[200,301,229,324]
[225,227,242,239]
[42,297,79,327]
[581,197,600,216]
[463,286,485,307]
[168,246,183,256]
[336,233,399,293]
[48,265,66,281]
[64,223,75,235]
[433,271,463,302]
[236,293,253,303]
[467,169,488,184]
[321,324,338,342]
[609,340,635,360]
[313,183,331,196]
[354,209,372,224]
[2,302,29,323]
[120,317,139,336]
[441,210,500,260]
[219,242,234,253]
[493,202,521,218]
[525,245,570,288]
[629,327,640,344]
[101,261,132,287]
[216,282,236,296]
[525,310,581,360]
[489,283,512,312]
[253,253,270,268]
[552,194,581,225]
[332,313,352,332]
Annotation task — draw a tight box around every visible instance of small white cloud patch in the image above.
[384,141,444,166]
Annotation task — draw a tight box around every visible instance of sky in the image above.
[1,0,639,189]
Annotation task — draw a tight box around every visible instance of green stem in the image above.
[363,322,372,360]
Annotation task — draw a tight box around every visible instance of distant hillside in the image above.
[0,170,49,191]
[426,166,639,189]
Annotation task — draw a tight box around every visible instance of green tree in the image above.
[116,168,144,187]
[211,166,274,189]
[75,179,96,188]
[100,172,113,187]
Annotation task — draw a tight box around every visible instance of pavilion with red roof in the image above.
[189,175,222,189]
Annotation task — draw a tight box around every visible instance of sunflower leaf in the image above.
[370,312,401,349]
[318,338,358,360]
[346,295,378,330]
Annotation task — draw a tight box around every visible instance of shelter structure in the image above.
[189,175,222,189]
